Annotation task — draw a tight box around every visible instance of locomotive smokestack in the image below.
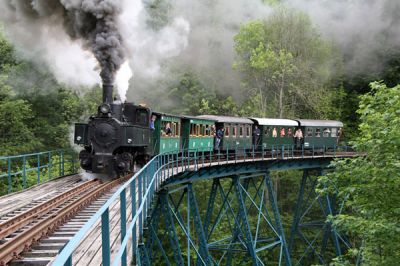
[103,83,114,104]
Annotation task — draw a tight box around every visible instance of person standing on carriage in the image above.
[215,127,224,149]
[294,128,303,149]
[253,125,261,149]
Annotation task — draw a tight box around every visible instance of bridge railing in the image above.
[0,149,78,196]
[53,144,354,266]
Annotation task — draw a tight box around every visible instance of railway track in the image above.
[0,175,129,266]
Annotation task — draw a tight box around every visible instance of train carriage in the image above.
[181,116,214,151]
[152,113,182,154]
[296,119,343,149]
[197,115,253,150]
[250,118,299,148]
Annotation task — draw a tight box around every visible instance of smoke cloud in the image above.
[126,0,272,104]
[285,0,400,76]
[0,0,125,86]
[1,0,399,103]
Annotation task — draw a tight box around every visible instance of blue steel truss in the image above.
[288,170,351,265]
[53,146,356,266]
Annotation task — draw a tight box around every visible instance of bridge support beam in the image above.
[265,172,292,266]
[143,173,293,265]
[288,169,349,265]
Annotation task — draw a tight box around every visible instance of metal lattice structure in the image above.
[53,146,357,266]
[143,173,292,265]
[288,170,351,265]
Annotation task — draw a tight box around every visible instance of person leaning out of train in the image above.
[211,125,216,136]
[288,128,293,137]
[272,127,277,138]
[150,115,156,130]
[280,128,286,137]
[165,123,172,136]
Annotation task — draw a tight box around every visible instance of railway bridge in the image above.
[0,147,359,265]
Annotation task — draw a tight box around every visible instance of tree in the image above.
[320,82,400,265]
[0,80,38,155]
[165,72,216,115]
[234,8,335,119]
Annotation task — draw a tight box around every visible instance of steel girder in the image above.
[142,174,293,265]
[288,169,351,265]
[162,158,333,188]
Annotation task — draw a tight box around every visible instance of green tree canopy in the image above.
[321,82,400,265]
[234,8,336,119]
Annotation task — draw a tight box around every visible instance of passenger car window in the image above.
[280,127,286,138]
[307,128,313,137]
[196,125,200,136]
[287,128,293,137]
[190,124,195,136]
[265,127,271,136]
[246,126,251,137]
[315,128,321,137]
[161,121,173,137]
[239,126,243,137]
[172,123,177,137]
[225,127,230,137]
[331,128,337,137]
[272,127,278,138]
[323,128,331,137]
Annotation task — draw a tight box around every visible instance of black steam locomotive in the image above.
[74,84,154,176]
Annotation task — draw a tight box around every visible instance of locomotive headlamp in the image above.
[99,104,111,114]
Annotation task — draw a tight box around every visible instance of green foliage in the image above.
[144,0,172,30]
[0,78,39,155]
[0,152,78,196]
[0,31,101,156]
[320,82,400,265]
[0,32,16,71]
[234,8,336,119]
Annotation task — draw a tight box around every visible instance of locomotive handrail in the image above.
[53,144,356,266]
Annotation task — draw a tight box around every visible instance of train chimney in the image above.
[103,83,113,104]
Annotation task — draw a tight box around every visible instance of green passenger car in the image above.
[181,117,214,151]
[250,118,299,148]
[152,113,182,154]
[198,115,253,150]
[296,120,343,149]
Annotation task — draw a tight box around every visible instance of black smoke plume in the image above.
[3,0,125,85]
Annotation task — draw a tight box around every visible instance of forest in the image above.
[0,0,399,265]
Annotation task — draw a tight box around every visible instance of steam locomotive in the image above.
[74,84,154,176]
[74,84,343,177]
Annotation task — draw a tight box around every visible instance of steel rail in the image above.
[0,180,99,240]
[0,176,129,266]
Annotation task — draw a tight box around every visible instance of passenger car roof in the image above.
[251,118,298,126]
[181,115,214,121]
[296,119,343,127]
[197,115,253,124]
